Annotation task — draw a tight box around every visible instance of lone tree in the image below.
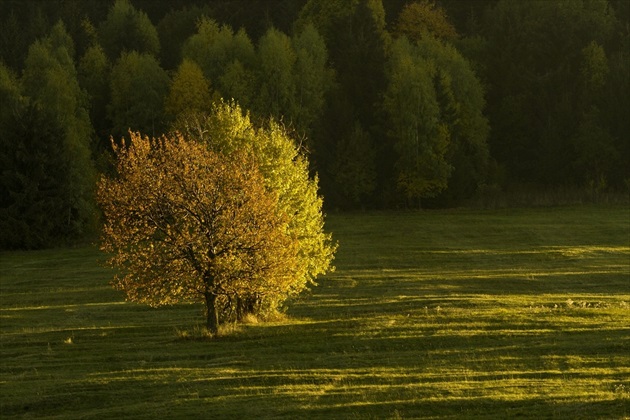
[97,132,301,334]
[173,101,337,311]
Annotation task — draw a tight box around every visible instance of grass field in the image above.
[1,206,629,419]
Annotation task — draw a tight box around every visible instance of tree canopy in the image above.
[99,101,335,332]
[97,132,300,334]
[172,101,337,296]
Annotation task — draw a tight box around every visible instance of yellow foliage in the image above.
[171,101,337,296]
[164,59,212,119]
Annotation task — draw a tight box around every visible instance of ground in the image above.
[1,206,628,418]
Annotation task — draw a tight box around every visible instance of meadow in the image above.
[1,206,629,419]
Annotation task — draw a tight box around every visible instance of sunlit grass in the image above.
[1,206,629,418]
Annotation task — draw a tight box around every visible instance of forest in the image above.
[1,0,629,249]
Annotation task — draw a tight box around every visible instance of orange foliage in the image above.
[97,132,299,332]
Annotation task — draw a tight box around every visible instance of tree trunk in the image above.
[205,291,219,335]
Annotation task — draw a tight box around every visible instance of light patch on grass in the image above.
[0,301,128,312]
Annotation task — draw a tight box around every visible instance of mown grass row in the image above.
[1,206,629,418]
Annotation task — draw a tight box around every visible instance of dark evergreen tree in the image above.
[0,103,72,249]
[99,0,160,60]
[1,22,97,248]
[156,4,212,71]
[108,51,170,137]
[482,0,617,187]
[298,0,390,208]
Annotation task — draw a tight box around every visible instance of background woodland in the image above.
[1,0,629,249]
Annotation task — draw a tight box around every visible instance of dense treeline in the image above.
[1,0,628,249]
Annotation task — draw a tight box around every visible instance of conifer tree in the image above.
[1,22,96,248]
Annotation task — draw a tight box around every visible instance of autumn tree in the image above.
[97,132,300,335]
[172,101,336,306]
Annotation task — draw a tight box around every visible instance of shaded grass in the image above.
[1,206,629,418]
